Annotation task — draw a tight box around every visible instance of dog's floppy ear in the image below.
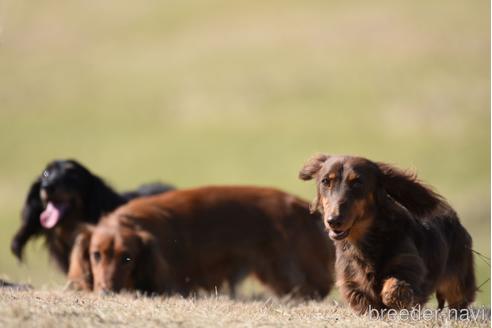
[299,154,329,213]
[11,178,44,261]
[134,230,174,295]
[86,173,125,221]
[67,225,94,291]
[298,154,329,181]
[377,162,445,217]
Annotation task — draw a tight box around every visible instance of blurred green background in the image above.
[0,0,489,304]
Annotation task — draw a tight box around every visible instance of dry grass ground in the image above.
[0,289,489,328]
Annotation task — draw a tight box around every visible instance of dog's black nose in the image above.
[327,215,343,229]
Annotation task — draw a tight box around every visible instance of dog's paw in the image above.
[381,277,414,309]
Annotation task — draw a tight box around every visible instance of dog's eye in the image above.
[321,178,332,187]
[92,251,101,262]
[350,179,363,189]
[42,170,49,178]
[121,254,132,265]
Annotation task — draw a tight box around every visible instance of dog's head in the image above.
[299,154,443,242]
[68,221,172,294]
[299,155,380,241]
[90,225,145,293]
[38,160,96,229]
[11,159,120,261]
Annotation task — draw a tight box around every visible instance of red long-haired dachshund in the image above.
[68,186,335,298]
[299,154,475,314]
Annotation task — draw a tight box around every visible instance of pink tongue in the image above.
[40,202,64,229]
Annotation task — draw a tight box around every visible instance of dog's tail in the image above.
[121,182,175,201]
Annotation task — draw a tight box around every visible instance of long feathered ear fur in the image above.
[11,178,44,261]
[134,230,174,295]
[298,154,329,181]
[85,174,125,222]
[299,154,329,214]
[377,162,446,217]
[64,159,124,222]
[67,225,94,291]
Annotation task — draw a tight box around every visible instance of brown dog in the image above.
[299,154,476,314]
[68,186,335,298]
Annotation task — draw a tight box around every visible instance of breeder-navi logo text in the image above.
[367,305,490,322]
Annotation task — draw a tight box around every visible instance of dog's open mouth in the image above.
[40,202,68,229]
[329,229,350,241]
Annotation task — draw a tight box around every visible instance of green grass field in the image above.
[0,0,490,311]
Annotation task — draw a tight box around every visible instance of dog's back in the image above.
[107,185,335,298]
[121,182,175,201]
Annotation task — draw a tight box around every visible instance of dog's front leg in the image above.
[381,277,415,309]
[380,250,426,310]
[340,281,381,314]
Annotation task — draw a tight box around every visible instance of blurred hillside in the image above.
[0,0,489,304]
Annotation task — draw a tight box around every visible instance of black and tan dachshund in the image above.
[11,159,174,272]
[299,154,476,314]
